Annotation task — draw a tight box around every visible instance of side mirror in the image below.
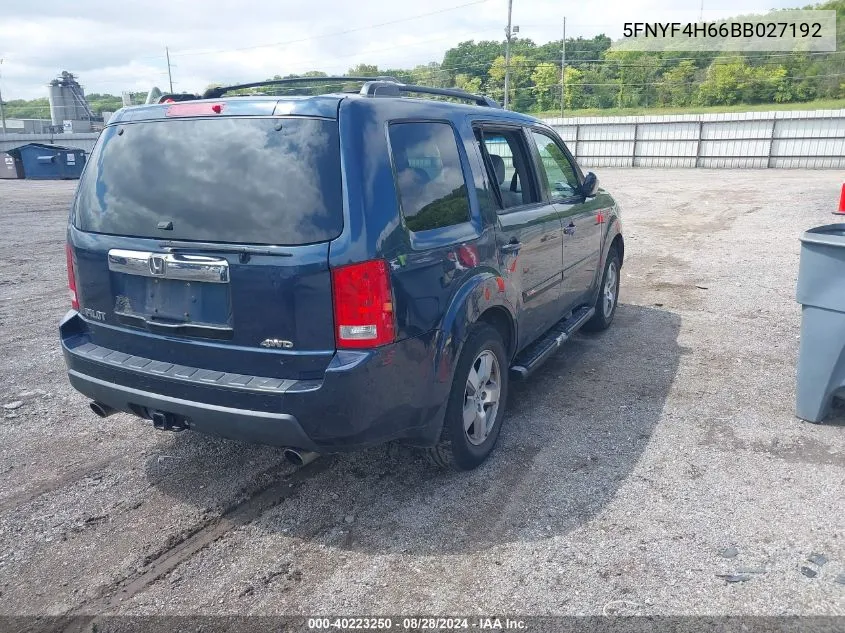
[581,172,599,198]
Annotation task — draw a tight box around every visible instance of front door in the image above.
[474,126,563,351]
[528,129,603,310]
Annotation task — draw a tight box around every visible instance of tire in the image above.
[583,248,621,332]
[427,323,509,470]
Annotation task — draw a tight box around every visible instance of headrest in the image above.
[489,154,506,185]
[394,147,410,170]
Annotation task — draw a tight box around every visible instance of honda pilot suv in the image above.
[61,78,623,470]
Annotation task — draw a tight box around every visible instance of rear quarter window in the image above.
[388,121,471,233]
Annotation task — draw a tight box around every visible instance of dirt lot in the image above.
[0,170,843,621]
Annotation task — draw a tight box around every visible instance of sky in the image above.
[0,0,806,101]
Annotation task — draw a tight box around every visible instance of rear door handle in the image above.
[500,241,521,253]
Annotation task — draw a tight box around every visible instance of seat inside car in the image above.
[489,154,522,208]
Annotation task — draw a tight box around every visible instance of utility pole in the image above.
[0,86,6,136]
[0,58,7,135]
[166,46,174,93]
[503,0,513,110]
[560,17,566,119]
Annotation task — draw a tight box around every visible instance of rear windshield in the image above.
[74,117,342,246]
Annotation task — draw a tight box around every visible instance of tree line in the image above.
[350,0,844,112]
[4,0,842,119]
[2,92,145,120]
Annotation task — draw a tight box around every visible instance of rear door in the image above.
[528,128,603,310]
[70,113,342,380]
[474,124,563,350]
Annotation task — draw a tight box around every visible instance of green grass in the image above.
[535,98,845,118]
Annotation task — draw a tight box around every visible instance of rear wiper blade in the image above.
[158,240,293,257]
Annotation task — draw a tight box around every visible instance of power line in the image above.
[167,71,844,96]
[578,50,844,63]
[46,29,500,90]
[77,56,845,90]
[168,0,491,58]
[427,57,844,79]
[255,28,502,74]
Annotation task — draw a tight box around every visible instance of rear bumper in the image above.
[60,312,449,452]
[67,369,321,450]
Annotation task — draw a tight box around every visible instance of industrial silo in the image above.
[47,71,96,133]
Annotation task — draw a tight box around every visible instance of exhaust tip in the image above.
[283,448,319,467]
[90,401,116,418]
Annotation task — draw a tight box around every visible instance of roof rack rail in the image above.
[202,76,399,99]
[359,81,501,108]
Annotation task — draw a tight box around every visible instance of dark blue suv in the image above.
[61,78,623,470]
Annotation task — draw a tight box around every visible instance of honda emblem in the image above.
[149,255,167,276]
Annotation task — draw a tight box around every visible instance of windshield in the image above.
[73,116,342,246]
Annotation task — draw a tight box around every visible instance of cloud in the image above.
[0,0,802,100]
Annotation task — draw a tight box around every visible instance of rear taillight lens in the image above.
[66,243,79,310]
[331,259,395,349]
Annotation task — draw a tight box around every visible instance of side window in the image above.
[530,131,580,202]
[475,127,538,211]
[388,122,471,233]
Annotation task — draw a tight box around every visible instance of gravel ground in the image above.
[0,170,843,619]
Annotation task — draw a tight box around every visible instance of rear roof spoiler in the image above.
[157,93,203,103]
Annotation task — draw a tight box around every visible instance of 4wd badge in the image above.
[260,339,294,349]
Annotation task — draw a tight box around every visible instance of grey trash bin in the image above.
[796,223,845,422]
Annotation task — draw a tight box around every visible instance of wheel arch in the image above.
[434,270,518,384]
[611,232,624,267]
[476,305,516,361]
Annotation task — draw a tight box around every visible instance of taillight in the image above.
[66,243,79,310]
[331,259,395,349]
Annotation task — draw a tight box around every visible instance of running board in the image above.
[510,306,595,379]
